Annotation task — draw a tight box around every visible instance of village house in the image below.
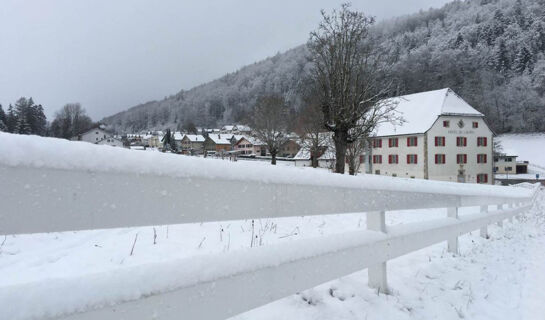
[220,124,252,135]
[369,88,494,184]
[71,125,119,145]
[279,139,301,158]
[204,134,233,154]
[181,134,206,154]
[96,137,124,147]
[234,137,268,156]
[494,152,528,175]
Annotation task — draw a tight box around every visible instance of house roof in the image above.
[173,132,184,140]
[207,134,232,145]
[236,136,266,146]
[183,134,206,142]
[374,88,483,137]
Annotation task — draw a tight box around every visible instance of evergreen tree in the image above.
[493,39,510,73]
[15,113,32,135]
[6,104,17,133]
[0,104,6,132]
[514,46,533,74]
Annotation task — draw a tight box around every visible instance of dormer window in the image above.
[443,121,450,128]
[473,122,479,128]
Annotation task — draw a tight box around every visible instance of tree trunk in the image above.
[333,130,348,174]
[311,148,319,168]
[271,152,277,165]
[348,160,355,175]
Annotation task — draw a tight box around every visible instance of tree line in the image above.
[0,99,95,139]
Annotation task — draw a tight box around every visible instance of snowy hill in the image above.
[497,133,545,174]
[102,0,545,134]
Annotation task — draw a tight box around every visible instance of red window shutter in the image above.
[379,155,382,163]
[415,155,418,163]
[456,137,460,146]
[407,137,410,146]
[477,174,481,183]
[407,155,410,163]
[435,137,438,146]
[435,154,438,164]
[464,154,467,163]
[442,137,445,146]
[484,174,488,183]
[464,138,467,146]
[415,138,418,146]
[484,154,487,163]
[484,137,487,146]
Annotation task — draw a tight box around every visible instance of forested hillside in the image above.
[103,0,545,134]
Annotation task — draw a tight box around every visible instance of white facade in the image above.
[494,154,517,174]
[73,128,112,144]
[369,89,494,184]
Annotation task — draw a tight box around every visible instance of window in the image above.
[494,157,499,162]
[434,136,446,147]
[388,138,398,148]
[473,122,479,128]
[407,154,418,164]
[443,120,450,128]
[505,157,513,162]
[457,154,468,164]
[477,137,487,147]
[388,154,399,164]
[375,170,380,175]
[477,154,487,164]
[435,154,446,164]
[407,136,418,147]
[505,166,513,171]
[359,155,364,163]
[456,137,467,147]
[96,137,98,141]
[373,155,382,164]
[477,174,488,184]
[372,139,382,148]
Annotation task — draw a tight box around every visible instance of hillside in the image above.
[102,0,545,134]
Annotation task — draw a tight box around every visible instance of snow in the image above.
[375,88,483,137]
[1,190,543,320]
[496,133,545,174]
[183,134,206,142]
[0,133,531,199]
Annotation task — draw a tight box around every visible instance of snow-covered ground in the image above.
[1,191,543,320]
[497,133,545,174]
[1,132,544,319]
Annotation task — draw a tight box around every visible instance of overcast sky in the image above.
[0,0,452,120]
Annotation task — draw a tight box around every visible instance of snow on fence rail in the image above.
[0,133,541,320]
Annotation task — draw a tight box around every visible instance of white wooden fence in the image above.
[0,164,540,320]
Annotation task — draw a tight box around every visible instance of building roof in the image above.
[173,132,184,141]
[183,134,206,142]
[374,88,483,137]
[207,134,232,145]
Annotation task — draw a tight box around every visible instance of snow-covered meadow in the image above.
[497,133,545,174]
[0,132,544,320]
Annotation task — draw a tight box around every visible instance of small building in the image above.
[369,88,494,184]
[204,134,233,154]
[234,137,268,156]
[279,139,301,158]
[181,134,206,154]
[220,124,252,135]
[494,153,517,174]
[71,125,113,144]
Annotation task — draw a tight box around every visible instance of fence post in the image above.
[480,205,488,238]
[496,204,504,227]
[367,210,388,294]
[447,207,459,254]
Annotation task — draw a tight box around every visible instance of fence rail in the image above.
[0,161,540,320]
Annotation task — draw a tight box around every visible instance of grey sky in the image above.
[0,0,451,120]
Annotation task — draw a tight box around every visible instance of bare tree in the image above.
[50,103,94,139]
[345,138,367,175]
[296,96,329,168]
[308,3,399,174]
[248,95,290,165]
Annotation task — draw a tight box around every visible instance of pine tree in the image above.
[6,104,17,133]
[514,46,533,74]
[16,113,32,135]
[0,104,6,132]
[493,39,510,74]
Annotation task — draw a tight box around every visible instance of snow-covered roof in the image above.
[207,134,232,145]
[173,132,184,140]
[221,125,235,131]
[183,134,205,142]
[374,88,483,137]
[237,136,265,146]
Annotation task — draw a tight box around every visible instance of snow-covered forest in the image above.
[102,0,545,134]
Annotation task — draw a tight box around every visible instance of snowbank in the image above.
[0,133,532,198]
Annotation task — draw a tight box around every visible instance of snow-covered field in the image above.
[1,132,544,319]
[1,192,543,319]
[497,133,545,174]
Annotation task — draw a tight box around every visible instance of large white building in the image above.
[369,88,494,184]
